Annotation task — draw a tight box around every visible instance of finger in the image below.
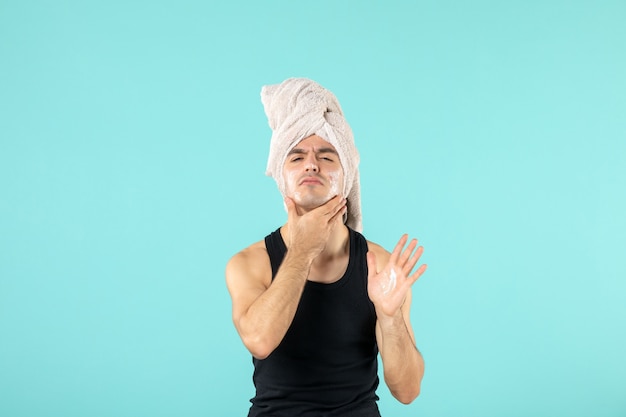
[408,263,427,285]
[389,234,408,265]
[322,196,346,219]
[403,245,424,277]
[310,195,342,216]
[328,195,346,215]
[397,238,418,269]
[328,202,347,225]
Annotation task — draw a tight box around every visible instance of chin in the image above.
[293,194,331,210]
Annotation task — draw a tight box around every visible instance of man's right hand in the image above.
[284,195,347,259]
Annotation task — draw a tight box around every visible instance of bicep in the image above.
[225,250,271,329]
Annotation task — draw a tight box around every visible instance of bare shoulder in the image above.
[225,240,272,291]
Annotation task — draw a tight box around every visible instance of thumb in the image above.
[284,197,298,221]
[366,251,377,279]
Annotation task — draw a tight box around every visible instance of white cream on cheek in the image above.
[283,169,301,202]
[327,171,342,199]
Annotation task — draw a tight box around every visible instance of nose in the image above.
[304,155,318,172]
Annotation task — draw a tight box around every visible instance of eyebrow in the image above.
[287,147,339,155]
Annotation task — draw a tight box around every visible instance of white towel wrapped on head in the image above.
[261,77,362,232]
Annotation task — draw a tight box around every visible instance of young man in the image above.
[226,78,427,417]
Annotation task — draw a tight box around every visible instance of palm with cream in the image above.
[367,235,427,317]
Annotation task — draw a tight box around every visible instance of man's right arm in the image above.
[225,195,347,359]
[225,244,315,359]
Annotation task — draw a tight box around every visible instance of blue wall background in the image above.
[1,1,625,416]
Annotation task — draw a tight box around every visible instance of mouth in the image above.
[299,176,323,186]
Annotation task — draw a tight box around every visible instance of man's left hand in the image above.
[367,235,427,317]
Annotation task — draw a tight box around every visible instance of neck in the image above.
[281,222,349,261]
[319,223,350,260]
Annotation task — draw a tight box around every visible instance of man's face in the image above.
[282,135,345,211]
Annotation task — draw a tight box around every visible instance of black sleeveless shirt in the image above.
[248,227,380,417]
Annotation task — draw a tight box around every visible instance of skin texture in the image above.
[225,134,427,405]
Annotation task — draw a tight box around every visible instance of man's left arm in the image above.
[375,288,424,404]
[367,236,427,404]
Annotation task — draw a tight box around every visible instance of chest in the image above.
[307,254,350,284]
